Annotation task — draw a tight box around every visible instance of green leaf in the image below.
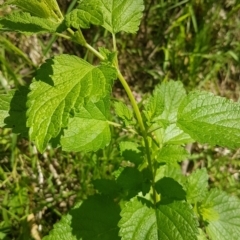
[200,189,240,240]
[0,92,12,128]
[116,167,143,199]
[80,0,144,33]
[151,123,193,147]
[0,12,61,34]
[27,54,116,152]
[119,197,198,240]
[162,124,193,145]
[0,87,29,135]
[43,195,120,240]
[186,169,208,204]
[93,179,120,196]
[177,91,240,148]
[144,87,164,122]
[114,101,133,124]
[197,229,208,240]
[155,177,186,202]
[10,0,63,21]
[156,81,186,123]
[99,47,117,65]
[61,98,111,152]
[119,141,143,166]
[65,4,103,29]
[155,164,186,188]
[157,145,189,164]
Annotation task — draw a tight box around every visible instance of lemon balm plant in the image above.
[0,0,240,239]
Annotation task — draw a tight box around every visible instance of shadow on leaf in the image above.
[4,86,29,137]
[70,195,120,240]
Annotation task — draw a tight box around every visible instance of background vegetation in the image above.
[0,0,240,239]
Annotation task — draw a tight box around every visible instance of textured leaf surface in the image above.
[61,98,111,152]
[152,123,193,147]
[157,145,189,164]
[114,101,133,124]
[119,197,198,240]
[27,54,116,152]
[11,0,62,21]
[0,12,61,34]
[43,195,120,240]
[144,87,164,122]
[0,88,29,135]
[156,81,186,123]
[65,4,103,29]
[186,169,208,204]
[200,189,240,240]
[80,0,144,33]
[177,91,240,148]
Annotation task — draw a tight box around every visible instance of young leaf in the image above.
[114,101,133,125]
[200,189,240,240]
[10,0,63,21]
[43,195,120,240]
[158,81,186,123]
[162,124,193,145]
[0,12,61,34]
[157,145,189,164]
[119,197,198,240]
[0,87,29,135]
[99,47,117,65]
[60,98,111,152]
[177,91,240,148]
[27,54,116,152]
[144,87,164,122]
[79,0,144,33]
[186,169,208,204]
[65,4,103,29]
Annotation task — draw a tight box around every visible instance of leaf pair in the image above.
[145,80,240,149]
[0,0,144,35]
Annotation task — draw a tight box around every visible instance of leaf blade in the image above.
[79,0,144,33]
[27,54,116,152]
[119,197,198,240]
[177,91,240,148]
[61,98,111,152]
[200,189,240,240]
[0,12,61,34]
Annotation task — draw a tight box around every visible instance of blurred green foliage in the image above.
[0,0,240,239]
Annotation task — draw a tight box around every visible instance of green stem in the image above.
[61,29,157,205]
[117,70,157,206]
[85,43,105,61]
